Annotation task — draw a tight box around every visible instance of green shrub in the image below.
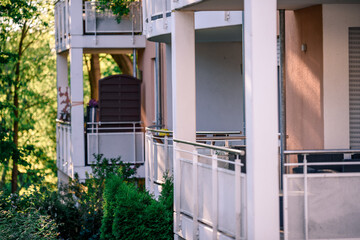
[0,206,59,240]
[101,173,173,240]
[0,154,139,240]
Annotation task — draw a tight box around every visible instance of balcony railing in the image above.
[86,121,144,165]
[84,1,142,34]
[143,0,171,34]
[56,120,73,177]
[145,128,246,239]
[55,0,70,52]
[283,149,360,240]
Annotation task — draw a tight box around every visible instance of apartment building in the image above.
[55,0,360,239]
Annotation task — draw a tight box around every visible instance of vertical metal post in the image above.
[212,154,218,240]
[133,48,137,78]
[174,144,181,236]
[279,9,286,191]
[241,11,246,136]
[133,122,137,163]
[145,134,149,191]
[235,155,242,240]
[96,123,99,158]
[304,154,309,240]
[155,43,162,127]
[192,150,199,239]
[150,137,155,194]
[164,135,169,172]
[65,0,69,46]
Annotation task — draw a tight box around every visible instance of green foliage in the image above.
[0,154,140,240]
[101,173,173,240]
[0,0,57,192]
[98,0,134,23]
[0,191,59,240]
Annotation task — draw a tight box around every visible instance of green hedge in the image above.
[101,174,173,240]
[0,206,59,240]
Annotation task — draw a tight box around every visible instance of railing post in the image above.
[133,122,136,163]
[164,135,169,172]
[174,143,181,236]
[149,136,155,194]
[162,0,167,29]
[304,154,309,240]
[212,153,218,240]
[145,134,149,191]
[235,155,241,240]
[193,149,199,239]
[65,0,69,46]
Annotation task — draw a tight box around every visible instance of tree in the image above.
[0,0,56,193]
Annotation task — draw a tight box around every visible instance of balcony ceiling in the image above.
[177,0,360,11]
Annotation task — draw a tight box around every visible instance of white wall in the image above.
[196,42,243,131]
[165,42,244,132]
[323,4,360,149]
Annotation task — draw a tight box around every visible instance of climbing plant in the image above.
[98,0,134,23]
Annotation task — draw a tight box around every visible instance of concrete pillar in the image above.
[69,0,83,35]
[171,11,196,239]
[171,11,196,141]
[244,0,280,239]
[56,53,69,119]
[70,48,85,167]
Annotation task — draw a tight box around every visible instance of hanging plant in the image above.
[98,0,135,23]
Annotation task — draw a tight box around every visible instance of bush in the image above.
[0,154,139,240]
[101,173,173,240]
[0,193,59,240]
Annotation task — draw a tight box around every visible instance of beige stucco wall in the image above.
[138,41,156,127]
[322,4,360,149]
[285,5,324,150]
[138,41,167,128]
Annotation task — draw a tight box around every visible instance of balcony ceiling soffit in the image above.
[177,0,360,11]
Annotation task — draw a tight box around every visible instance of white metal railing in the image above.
[86,121,144,165]
[145,127,246,239]
[56,120,73,177]
[173,138,245,240]
[84,1,142,34]
[55,0,70,52]
[283,149,360,240]
[145,128,245,196]
[143,0,171,34]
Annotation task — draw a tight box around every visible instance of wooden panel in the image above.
[99,74,141,122]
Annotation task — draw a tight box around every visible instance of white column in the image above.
[171,11,196,141]
[56,53,69,119]
[70,48,85,167]
[171,11,196,239]
[69,0,83,35]
[244,0,280,239]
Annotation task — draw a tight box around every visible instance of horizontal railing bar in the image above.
[56,119,71,125]
[87,121,142,125]
[175,148,244,166]
[174,138,245,156]
[146,127,243,136]
[197,136,246,141]
[284,149,360,154]
[86,127,143,131]
[284,161,360,167]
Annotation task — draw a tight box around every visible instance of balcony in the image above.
[143,0,242,42]
[145,128,246,239]
[86,121,144,166]
[55,0,143,52]
[146,128,360,239]
[56,120,73,178]
[84,1,142,34]
[283,150,360,240]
